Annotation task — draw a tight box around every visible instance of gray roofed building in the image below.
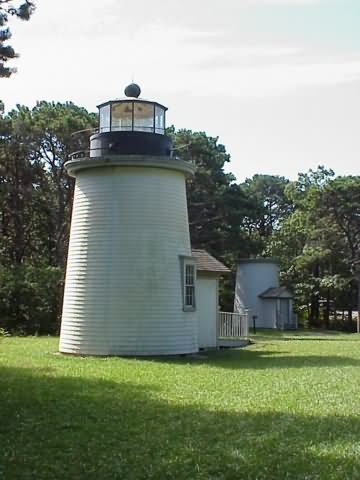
[234,258,297,330]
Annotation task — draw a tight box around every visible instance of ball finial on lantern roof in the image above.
[124,83,141,98]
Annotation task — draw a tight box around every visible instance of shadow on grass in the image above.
[146,348,360,371]
[251,336,357,342]
[205,348,360,370]
[1,365,360,479]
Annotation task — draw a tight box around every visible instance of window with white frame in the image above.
[183,260,196,310]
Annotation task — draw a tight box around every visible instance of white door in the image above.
[197,277,217,348]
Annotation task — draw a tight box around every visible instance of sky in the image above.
[1,0,359,182]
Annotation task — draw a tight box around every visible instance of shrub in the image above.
[0,264,64,334]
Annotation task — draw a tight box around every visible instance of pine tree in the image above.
[0,0,35,77]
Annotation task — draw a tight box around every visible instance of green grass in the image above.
[1,333,360,479]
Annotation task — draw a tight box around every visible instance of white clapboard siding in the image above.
[197,275,218,348]
[59,164,198,355]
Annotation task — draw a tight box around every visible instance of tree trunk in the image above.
[348,308,353,331]
[309,296,319,327]
[324,289,330,329]
[356,277,360,333]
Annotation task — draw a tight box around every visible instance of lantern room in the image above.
[98,83,166,134]
[90,83,171,158]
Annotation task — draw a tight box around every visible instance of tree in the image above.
[29,102,97,266]
[0,107,62,333]
[0,0,35,77]
[240,174,292,255]
[169,128,258,310]
[0,102,96,333]
[0,107,41,266]
[318,176,360,331]
[170,128,241,255]
[269,167,359,330]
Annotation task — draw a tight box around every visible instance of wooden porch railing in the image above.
[218,311,249,338]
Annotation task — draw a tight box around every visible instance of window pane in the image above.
[189,268,194,283]
[185,265,194,285]
[112,102,133,131]
[185,286,194,307]
[155,105,165,134]
[184,262,195,308]
[134,102,154,133]
[99,105,110,133]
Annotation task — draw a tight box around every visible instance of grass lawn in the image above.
[1,332,360,479]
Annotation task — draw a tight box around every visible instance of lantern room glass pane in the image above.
[133,102,154,132]
[99,104,110,133]
[155,105,165,134]
[112,102,133,131]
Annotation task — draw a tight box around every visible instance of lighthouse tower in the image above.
[59,84,198,356]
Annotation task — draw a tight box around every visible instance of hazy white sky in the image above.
[1,0,359,182]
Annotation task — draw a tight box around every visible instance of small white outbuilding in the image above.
[192,249,230,348]
[234,259,296,329]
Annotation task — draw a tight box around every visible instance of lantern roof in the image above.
[96,98,168,111]
[97,83,168,111]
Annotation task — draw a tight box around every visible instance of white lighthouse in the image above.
[59,84,198,355]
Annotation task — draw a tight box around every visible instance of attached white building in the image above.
[192,249,230,348]
[234,259,296,330]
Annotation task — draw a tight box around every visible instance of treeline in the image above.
[1,103,359,333]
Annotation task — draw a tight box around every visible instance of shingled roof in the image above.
[259,286,293,299]
[191,249,230,274]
